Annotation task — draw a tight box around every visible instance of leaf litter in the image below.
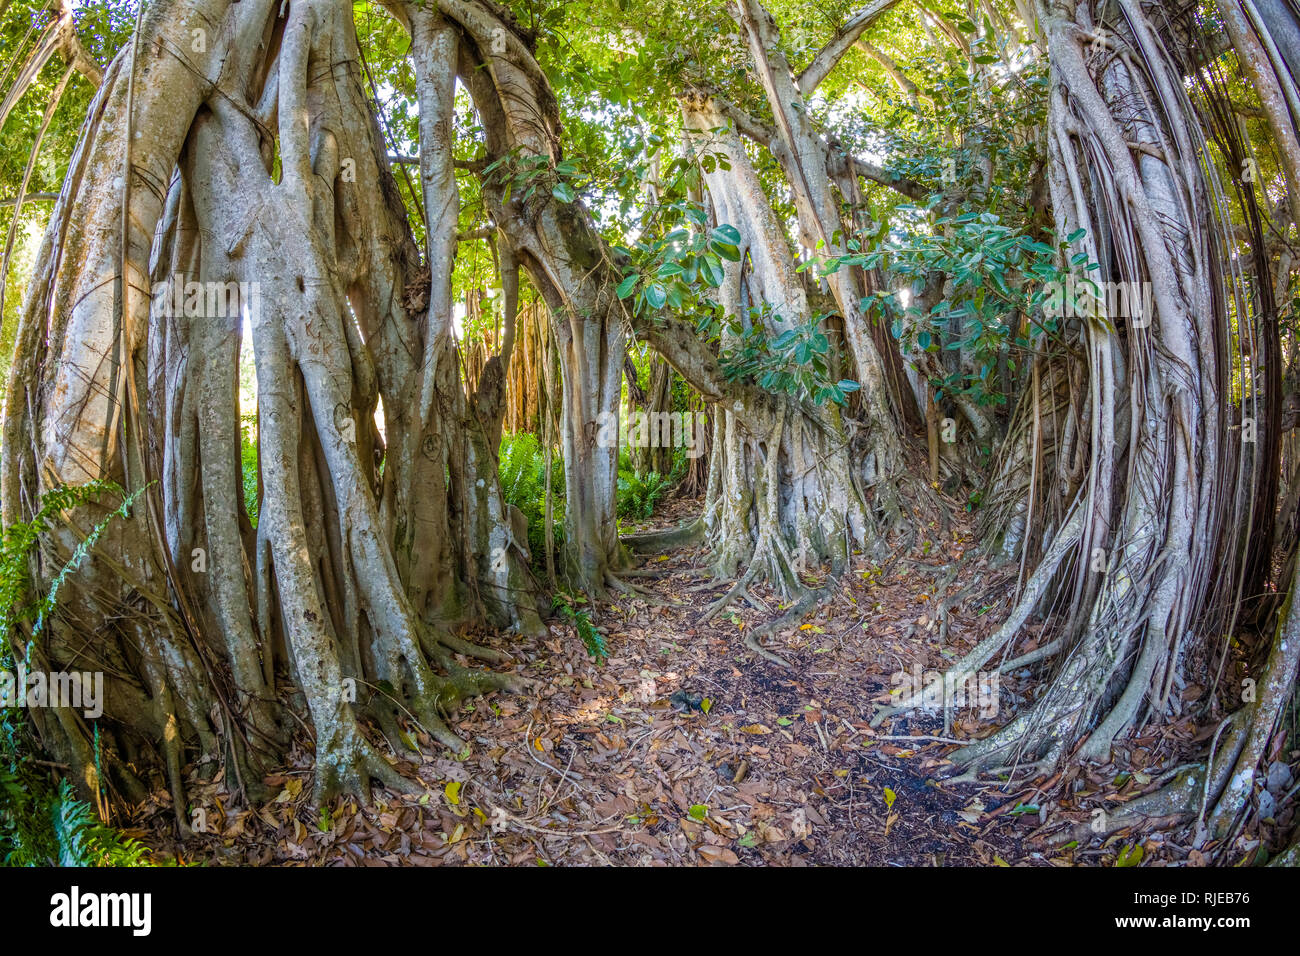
[126,498,1234,867]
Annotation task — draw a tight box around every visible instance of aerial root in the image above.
[364,681,466,755]
[744,630,794,668]
[995,637,1066,673]
[1046,769,1203,846]
[871,507,1085,729]
[316,724,423,804]
[361,749,420,797]
[422,717,469,754]
[427,644,526,699]
[941,757,1055,787]
[948,707,1068,772]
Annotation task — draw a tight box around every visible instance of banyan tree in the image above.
[1,0,1299,868]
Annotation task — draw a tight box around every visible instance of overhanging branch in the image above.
[796,0,904,95]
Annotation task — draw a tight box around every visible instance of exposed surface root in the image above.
[621,518,704,554]
[739,570,846,669]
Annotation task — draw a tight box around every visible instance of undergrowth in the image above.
[551,591,607,663]
[240,414,259,526]
[0,481,153,866]
[616,447,685,519]
[499,432,565,567]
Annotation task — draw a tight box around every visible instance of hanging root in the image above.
[0,0,554,809]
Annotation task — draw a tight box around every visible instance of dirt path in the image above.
[134,497,1160,866]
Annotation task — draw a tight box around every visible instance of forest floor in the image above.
[129,494,1218,866]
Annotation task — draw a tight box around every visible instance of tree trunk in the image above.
[3,0,542,809]
[447,0,627,594]
[888,0,1256,778]
[683,95,873,594]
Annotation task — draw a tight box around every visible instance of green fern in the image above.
[0,481,114,658]
[552,593,607,663]
[498,432,564,566]
[51,779,148,867]
[0,482,153,866]
[616,469,674,519]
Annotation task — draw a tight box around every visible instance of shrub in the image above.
[0,482,152,865]
[240,415,259,526]
[615,447,686,519]
[498,432,564,566]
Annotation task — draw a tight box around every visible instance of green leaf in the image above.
[616,274,638,299]
[772,329,798,350]
[710,239,741,262]
[551,182,576,203]
[714,223,742,244]
[688,804,708,821]
[1115,844,1144,867]
[644,283,667,310]
[699,256,725,287]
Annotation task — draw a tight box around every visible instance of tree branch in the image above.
[57,1,104,88]
[916,2,971,55]
[1,191,58,206]
[686,82,926,201]
[846,153,928,200]
[796,0,903,95]
[855,38,926,109]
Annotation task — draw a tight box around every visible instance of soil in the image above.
[125,492,1228,866]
